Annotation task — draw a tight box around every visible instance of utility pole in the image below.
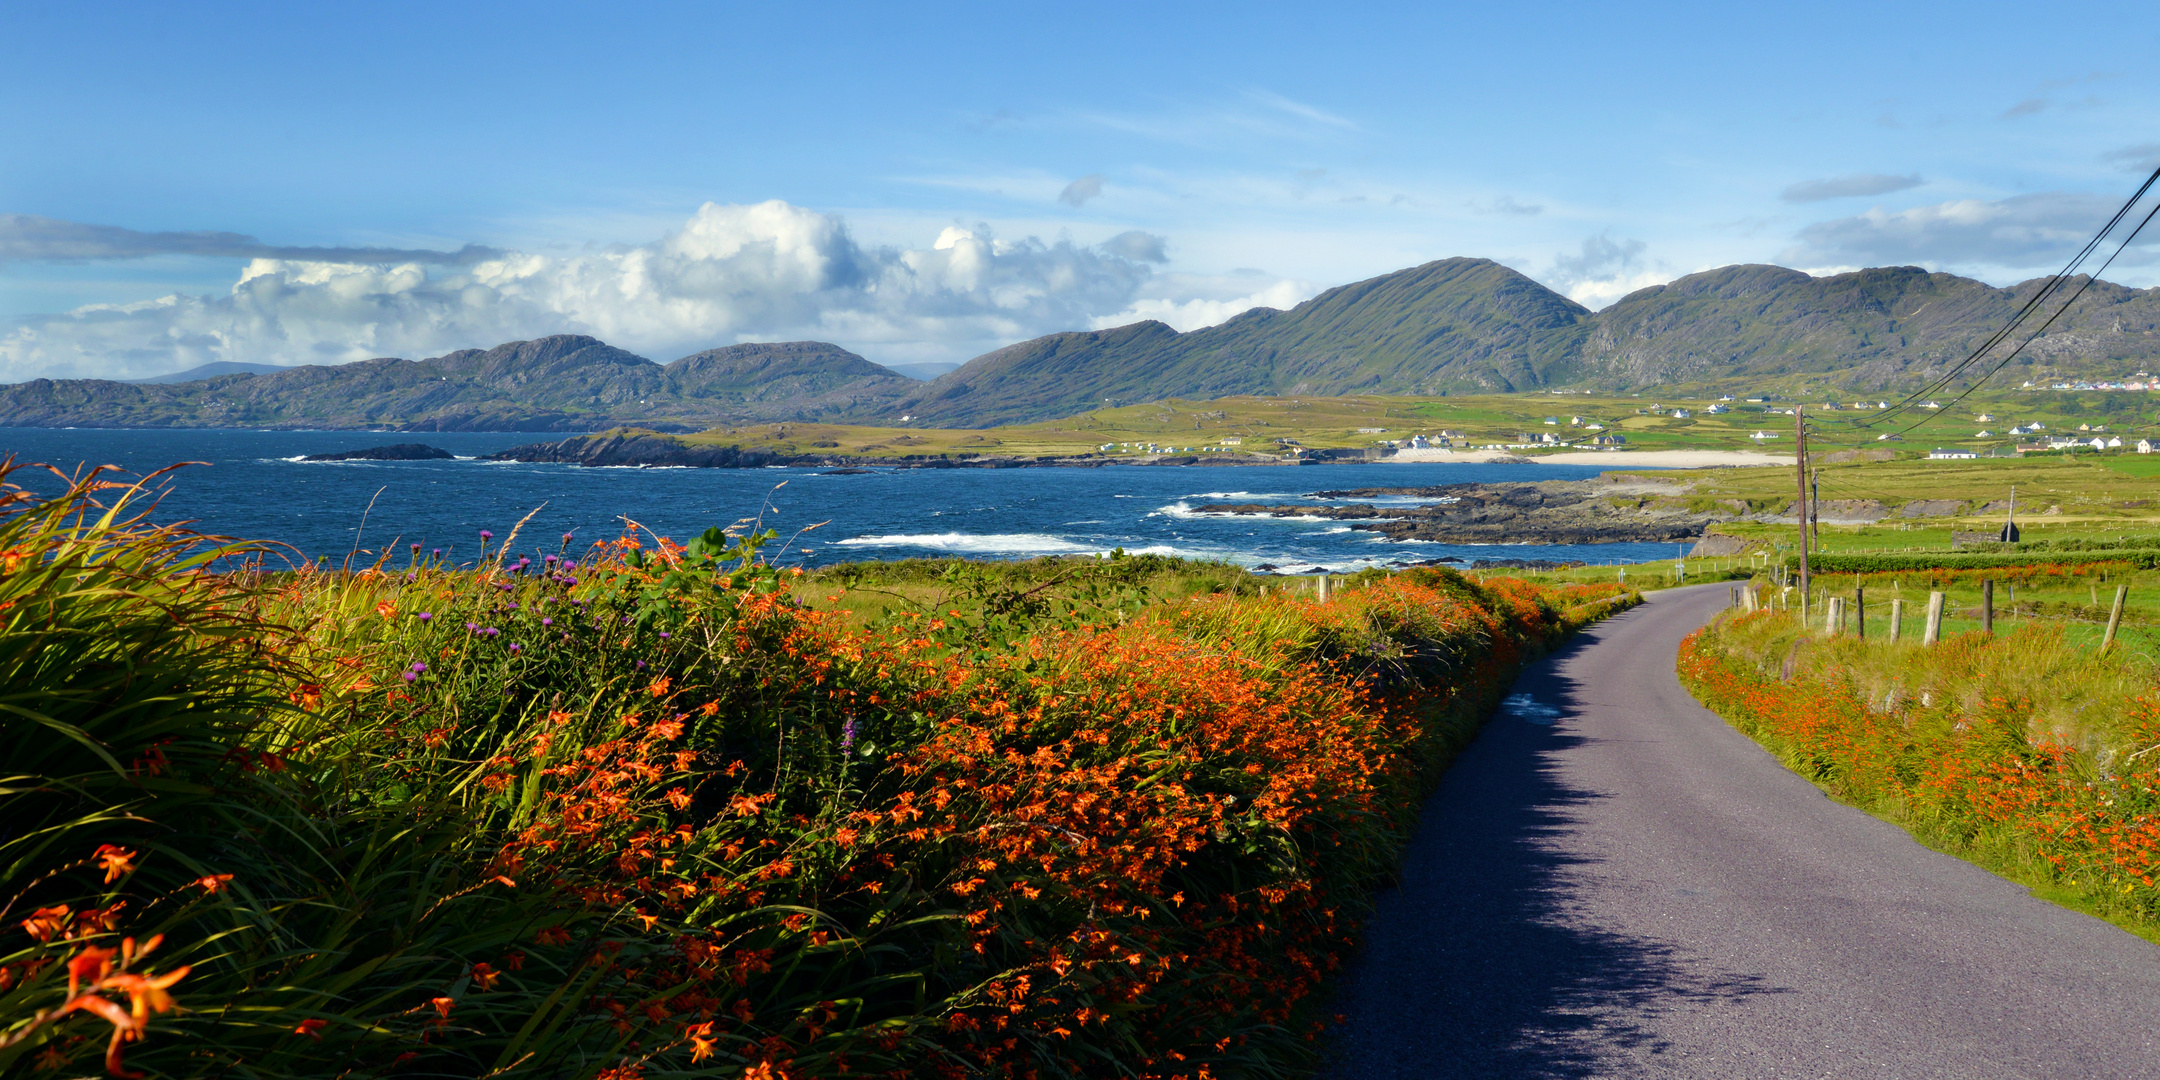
[1811,467,1821,548]
[1796,404,1810,608]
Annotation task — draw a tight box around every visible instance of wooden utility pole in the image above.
[1795,404,1810,609]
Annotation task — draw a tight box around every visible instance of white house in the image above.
[2091,437,2109,451]
[2139,439,2155,454]
[1750,430,1778,441]
[1928,448,1978,459]
[1671,408,1694,418]
[1975,430,1994,437]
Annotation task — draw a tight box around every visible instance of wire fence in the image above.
[1724,577,2160,666]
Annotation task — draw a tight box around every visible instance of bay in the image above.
[0,428,1688,571]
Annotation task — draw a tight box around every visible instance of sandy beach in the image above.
[1385,447,1795,468]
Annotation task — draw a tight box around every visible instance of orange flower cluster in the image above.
[1681,618,2160,918]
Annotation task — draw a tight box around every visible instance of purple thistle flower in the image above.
[433,548,442,558]
[659,631,670,640]
[484,627,500,637]
[401,671,416,683]
[466,622,479,632]
[417,612,432,621]
[411,543,421,553]
[542,617,554,627]
[840,718,859,751]
[480,530,494,541]
[561,532,573,545]
[508,643,521,654]
[411,662,427,673]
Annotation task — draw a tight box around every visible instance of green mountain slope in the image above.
[891,258,1591,426]
[1581,264,2160,388]
[6,259,2158,433]
[0,337,914,430]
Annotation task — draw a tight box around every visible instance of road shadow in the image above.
[1325,608,1785,1079]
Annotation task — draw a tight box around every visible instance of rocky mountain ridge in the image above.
[4,259,2156,431]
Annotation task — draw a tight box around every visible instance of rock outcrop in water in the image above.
[303,443,454,461]
[1194,478,1730,545]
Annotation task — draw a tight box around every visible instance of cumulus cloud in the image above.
[1779,173,1924,203]
[1058,175,1105,207]
[1541,235,1668,310]
[0,213,499,265]
[1780,191,2153,270]
[1088,271,1317,333]
[0,201,1176,381]
[1102,230,1168,262]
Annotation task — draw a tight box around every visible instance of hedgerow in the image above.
[0,460,1633,1079]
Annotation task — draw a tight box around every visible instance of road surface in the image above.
[1328,583,2160,1079]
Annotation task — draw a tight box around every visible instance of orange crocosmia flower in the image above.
[647,676,672,698]
[430,996,455,1019]
[665,787,693,810]
[547,710,573,725]
[535,925,571,946]
[469,962,501,990]
[94,845,137,883]
[288,683,324,711]
[699,702,719,717]
[686,1022,718,1063]
[294,1018,328,1040]
[195,874,235,893]
[21,905,70,942]
[374,601,396,620]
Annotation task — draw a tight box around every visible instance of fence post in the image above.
[1889,598,1904,642]
[1923,591,1945,646]
[1981,579,1994,635]
[1855,586,1865,641]
[1315,575,1330,602]
[1826,596,1844,637]
[2103,584,2129,653]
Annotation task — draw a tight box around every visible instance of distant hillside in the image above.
[880,261,2160,427]
[7,259,2158,432]
[1579,264,2160,388]
[0,337,914,430]
[126,361,293,384]
[889,258,1591,426]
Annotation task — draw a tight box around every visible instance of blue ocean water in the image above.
[0,429,1689,570]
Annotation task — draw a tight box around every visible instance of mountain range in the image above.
[4,258,2157,431]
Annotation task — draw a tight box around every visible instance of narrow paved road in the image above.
[1329,583,2160,1079]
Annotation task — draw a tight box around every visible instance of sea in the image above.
[0,429,1689,572]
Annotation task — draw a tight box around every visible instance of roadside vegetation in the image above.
[1680,584,2160,941]
[0,459,1634,1080]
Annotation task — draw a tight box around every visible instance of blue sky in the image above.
[5,0,2159,379]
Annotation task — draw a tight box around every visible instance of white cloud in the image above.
[0,201,1176,380]
[1058,174,1105,207]
[1537,234,1673,309]
[1089,272,1316,332]
[1779,173,1924,203]
[1780,191,2154,272]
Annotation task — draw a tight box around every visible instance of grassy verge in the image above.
[0,460,1636,1080]
[1677,609,2160,942]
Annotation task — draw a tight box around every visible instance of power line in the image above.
[1829,165,2160,435]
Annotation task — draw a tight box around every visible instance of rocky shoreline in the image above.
[1192,478,1734,546]
[483,430,1406,469]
